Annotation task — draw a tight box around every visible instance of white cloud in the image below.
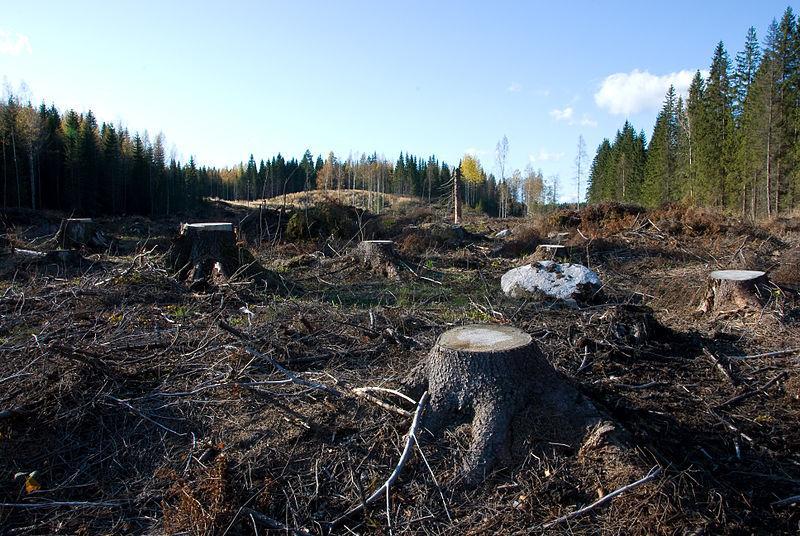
[549,107,574,121]
[579,115,598,128]
[594,69,699,116]
[0,31,32,56]
[507,82,523,93]
[465,147,489,157]
[529,149,565,163]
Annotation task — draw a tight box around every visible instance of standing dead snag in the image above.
[356,240,400,280]
[698,270,769,313]
[56,218,108,249]
[407,324,612,485]
[168,222,283,290]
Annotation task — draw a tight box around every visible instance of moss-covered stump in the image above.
[698,269,770,314]
[407,324,613,486]
[167,222,285,291]
[56,218,109,249]
[356,240,400,279]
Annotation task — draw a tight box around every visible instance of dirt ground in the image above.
[0,201,798,535]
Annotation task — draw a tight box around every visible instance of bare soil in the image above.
[0,201,798,535]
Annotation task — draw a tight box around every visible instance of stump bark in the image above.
[356,240,400,280]
[408,324,609,485]
[698,269,769,313]
[56,218,108,249]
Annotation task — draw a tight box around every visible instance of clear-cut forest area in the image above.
[1,4,799,536]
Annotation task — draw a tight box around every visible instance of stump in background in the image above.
[168,223,245,284]
[356,240,400,280]
[56,218,108,249]
[167,222,288,292]
[698,269,769,313]
[407,324,610,485]
[531,244,567,262]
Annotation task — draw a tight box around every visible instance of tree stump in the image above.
[56,218,108,249]
[167,222,288,292]
[168,223,243,284]
[531,244,567,262]
[408,324,609,485]
[356,240,400,280]
[698,269,769,313]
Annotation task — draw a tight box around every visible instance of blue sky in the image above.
[0,1,794,200]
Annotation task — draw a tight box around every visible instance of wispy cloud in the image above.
[534,88,550,97]
[0,31,32,56]
[529,149,565,163]
[507,82,523,93]
[464,147,489,158]
[594,69,700,116]
[550,106,595,128]
[549,107,574,122]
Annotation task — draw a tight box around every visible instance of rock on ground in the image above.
[501,260,601,304]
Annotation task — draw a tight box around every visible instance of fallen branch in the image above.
[728,347,800,360]
[105,395,187,437]
[715,371,789,410]
[771,494,800,508]
[703,347,737,385]
[328,391,430,528]
[0,501,124,509]
[351,387,413,417]
[540,466,661,529]
[219,320,342,397]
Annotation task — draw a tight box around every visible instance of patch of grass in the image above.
[165,304,191,320]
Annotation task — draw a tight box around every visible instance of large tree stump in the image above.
[168,222,288,292]
[356,240,400,280]
[55,218,108,249]
[409,324,609,485]
[698,269,769,313]
[168,223,244,284]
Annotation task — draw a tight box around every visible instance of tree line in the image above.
[588,7,800,219]
[0,88,562,218]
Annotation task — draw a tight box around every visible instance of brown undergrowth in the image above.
[0,201,798,534]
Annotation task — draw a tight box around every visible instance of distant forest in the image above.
[2,7,797,220]
[588,7,800,220]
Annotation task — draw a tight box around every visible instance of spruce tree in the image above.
[643,86,678,207]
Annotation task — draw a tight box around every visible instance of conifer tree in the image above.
[642,86,679,206]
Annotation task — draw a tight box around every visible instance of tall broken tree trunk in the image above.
[407,324,612,485]
[55,218,108,249]
[356,240,400,280]
[698,270,769,314]
[453,168,462,224]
